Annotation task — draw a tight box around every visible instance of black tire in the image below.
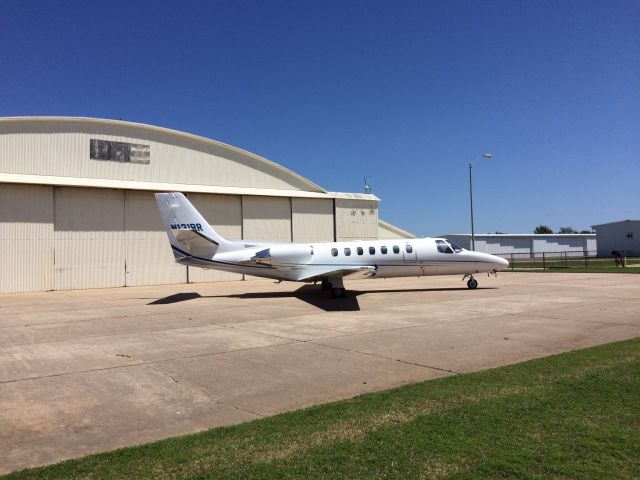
[467,278,478,289]
[331,287,346,298]
[321,279,331,290]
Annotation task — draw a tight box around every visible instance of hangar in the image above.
[0,116,388,293]
[592,220,640,257]
[442,233,596,257]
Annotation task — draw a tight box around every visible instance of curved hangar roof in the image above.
[0,116,373,200]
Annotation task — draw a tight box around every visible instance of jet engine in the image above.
[251,244,313,266]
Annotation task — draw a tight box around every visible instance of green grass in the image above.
[5,338,640,480]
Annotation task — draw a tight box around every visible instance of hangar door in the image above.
[188,193,243,282]
[54,187,126,290]
[291,198,334,243]
[242,196,292,242]
[335,199,378,241]
[0,183,54,293]
[124,190,187,286]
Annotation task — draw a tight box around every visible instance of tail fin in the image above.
[155,192,229,262]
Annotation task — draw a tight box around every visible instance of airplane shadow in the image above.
[148,292,203,305]
[147,284,497,312]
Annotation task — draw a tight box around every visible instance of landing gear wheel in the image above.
[331,287,346,298]
[321,279,331,290]
[467,277,478,289]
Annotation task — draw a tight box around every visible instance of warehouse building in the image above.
[591,220,640,257]
[442,233,596,257]
[0,116,393,293]
[378,219,415,240]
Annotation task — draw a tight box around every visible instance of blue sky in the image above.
[1,0,638,236]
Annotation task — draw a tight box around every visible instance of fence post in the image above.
[585,252,589,269]
[543,252,546,270]
[564,252,568,268]
[511,253,514,271]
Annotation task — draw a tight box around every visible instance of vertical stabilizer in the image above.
[155,192,230,261]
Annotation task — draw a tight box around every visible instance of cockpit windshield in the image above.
[437,239,464,254]
[447,240,464,253]
[436,239,453,254]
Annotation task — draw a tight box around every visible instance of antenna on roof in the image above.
[364,176,372,194]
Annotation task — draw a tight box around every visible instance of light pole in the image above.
[469,153,493,251]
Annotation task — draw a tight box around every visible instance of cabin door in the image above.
[403,243,417,262]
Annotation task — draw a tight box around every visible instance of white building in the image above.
[378,219,415,240]
[591,220,640,257]
[0,116,407,293]
[441,233,596,258]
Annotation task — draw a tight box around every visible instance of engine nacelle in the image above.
[251,244,313,266]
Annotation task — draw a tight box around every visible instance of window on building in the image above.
[344,247,351,256]
[393,245,400,254]
[381,246,388,254]
[436,239,454,254]
[369,246,376,255]
[357,247,363,255]
[331,248,338,257]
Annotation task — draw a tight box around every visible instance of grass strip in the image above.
[4,338,639,479]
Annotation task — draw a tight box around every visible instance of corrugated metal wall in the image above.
[594,222,639,256]
[0,120,320,192]
[291,198,334,242]
[242,196,292,242]
[0,184,54,293]
[477,237,532,255]
[187,193,243,282]
[54,187,126,290]
[532,237,587,254]
[124,190,187,286]
[335,199,378,241]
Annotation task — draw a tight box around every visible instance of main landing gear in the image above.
[462,274,478,289]
[321,278,347,298]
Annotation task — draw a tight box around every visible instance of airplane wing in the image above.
[292,265,378,282]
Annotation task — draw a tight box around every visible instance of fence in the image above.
[494,251,640,271]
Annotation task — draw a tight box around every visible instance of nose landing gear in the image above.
[462,274,478,289]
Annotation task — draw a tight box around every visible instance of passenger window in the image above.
[406,245,413,253]
[357,247,363,255]
[331,248,338,257]
[369,246,375,255]
[381,246,388,254]
[436,240,454,254]
[393,245,400,254]
[344,247,351,256]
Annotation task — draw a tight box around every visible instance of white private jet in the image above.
[156,192,509,297]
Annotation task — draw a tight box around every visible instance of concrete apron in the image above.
[0,272,639,474]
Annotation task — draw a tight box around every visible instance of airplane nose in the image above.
[496,256,509,270]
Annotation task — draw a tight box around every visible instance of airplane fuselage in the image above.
[156,192,509,297]
[175,237,508,281]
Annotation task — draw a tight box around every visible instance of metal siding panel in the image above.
[532,237,586,253]
[187,193,243,282]
[0,184,54,293]
[291,198,333,243]
[242,196,292,242]
[478,238,531,255]
[124,190,187,286]
[595,222,639,256]
[335,199,378,241]
[54,187,125,290]
[0,120,321,192]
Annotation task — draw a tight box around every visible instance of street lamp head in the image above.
[482,153,493,159]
